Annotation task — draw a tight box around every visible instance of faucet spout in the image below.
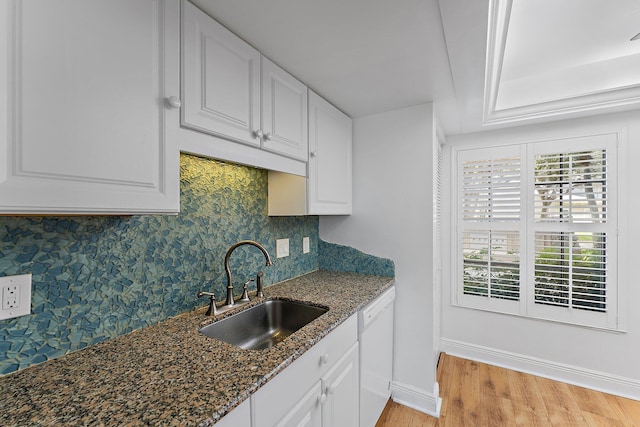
[224,240,273,306]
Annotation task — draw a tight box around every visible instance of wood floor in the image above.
[376,353,640,426]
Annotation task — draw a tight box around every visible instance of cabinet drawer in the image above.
[252,314,357,427]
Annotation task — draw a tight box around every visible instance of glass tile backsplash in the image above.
[0,154,319,375]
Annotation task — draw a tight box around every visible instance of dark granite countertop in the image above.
[0,270,394,426]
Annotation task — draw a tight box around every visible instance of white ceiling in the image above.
[502,0,640,82]
[492,0,640,116]
[190,0,640,137]
[190,0,462,134]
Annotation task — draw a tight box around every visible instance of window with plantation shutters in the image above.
[454,134,619,329]
[457,146,523,314]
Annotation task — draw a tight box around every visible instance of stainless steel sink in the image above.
[199,299,328,350]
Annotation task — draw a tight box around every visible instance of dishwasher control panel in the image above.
[360,286,395,329]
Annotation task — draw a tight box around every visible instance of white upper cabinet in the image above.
[268,91,352,216]
[0,0,180,214]
[181,0,261,147]
[261,57,308,161]
[181,1,308,169]
[308,91,352,215]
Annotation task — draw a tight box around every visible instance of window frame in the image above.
[452,133,620,330]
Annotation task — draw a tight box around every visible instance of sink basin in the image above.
[199,299,328,350]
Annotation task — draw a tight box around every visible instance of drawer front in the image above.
[252,314,357,427]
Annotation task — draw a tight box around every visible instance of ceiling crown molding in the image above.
[483,0,640,127]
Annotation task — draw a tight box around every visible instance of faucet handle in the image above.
[197,291,218,316]
[239,278,254,302]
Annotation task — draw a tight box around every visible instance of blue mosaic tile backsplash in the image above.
[319,240,395,277]
[0,154,319,375]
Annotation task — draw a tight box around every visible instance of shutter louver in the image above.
[463,231,520,301]
[534,150,606,223]
[462,157,520,222]
[534,232,606,312]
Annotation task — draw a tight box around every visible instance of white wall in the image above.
[441,110,640,399]
[320,103,441,415]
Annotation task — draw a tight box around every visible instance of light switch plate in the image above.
[0,274,32,320]
[303,236,310,254]
[276,238,290,258]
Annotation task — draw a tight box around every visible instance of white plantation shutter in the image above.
[455,133,618,329]
[527,135,617,328]
[457,146,523,314]
[533,232,607,312]
[534,149,607,223]
[462,230,520,301]
[462,156,521,221]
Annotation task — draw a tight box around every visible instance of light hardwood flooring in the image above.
[376,353,640,426]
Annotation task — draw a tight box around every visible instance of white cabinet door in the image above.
[261,57,308,161]
[268,91,352,216]
[252,316,358,427]
[322,343,359,427]
[274,382,323,427]
[0,0,180,214]
[307,90,352,215]
[182,0,261,147]
[179,0,307,176]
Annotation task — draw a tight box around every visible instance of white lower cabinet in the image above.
[321,343,359,427]
[273,382,323,427]
[271,343,359,427]
[251,315,358,427]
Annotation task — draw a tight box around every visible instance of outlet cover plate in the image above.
[0,274,32,320]
[303,237,310,254]
[276,238,290,258]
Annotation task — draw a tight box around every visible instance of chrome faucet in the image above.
[224,240,273,306]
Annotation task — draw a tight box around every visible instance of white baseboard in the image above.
[391,381,442,418]
[440,338,640,401]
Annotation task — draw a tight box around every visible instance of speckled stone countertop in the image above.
[0,271,393,426]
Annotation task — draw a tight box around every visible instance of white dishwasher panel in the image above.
[359,286,395,427]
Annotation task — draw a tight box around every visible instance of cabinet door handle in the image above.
[327,385,335,395]
[166,96,182,109]
[254,129,264,140]
[310,151,317,158]
[264,132,272,141]
[320,353,329,365]
[318,393,327,405]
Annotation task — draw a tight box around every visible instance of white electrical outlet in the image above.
[276,238,290,258]
[0,274,32,320]
[303,236,310,254]
[3,285,18,309]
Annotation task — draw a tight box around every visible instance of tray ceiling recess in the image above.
[483,0,640,126]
